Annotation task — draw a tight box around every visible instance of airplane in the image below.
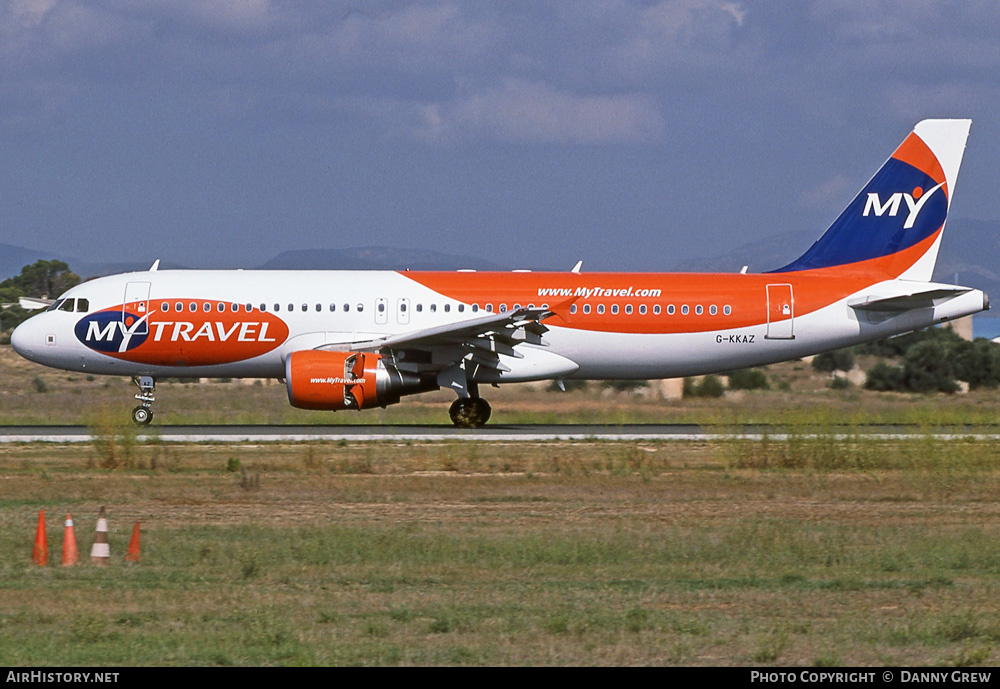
[10,119,988,427]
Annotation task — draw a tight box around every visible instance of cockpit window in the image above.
[75,299,89,313]
[58,299,75,312]
[46,299,65,312]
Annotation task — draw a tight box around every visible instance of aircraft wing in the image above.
[317,307,552,375]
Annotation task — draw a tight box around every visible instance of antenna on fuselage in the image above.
[149,259,160,272]
[571,260,583,274]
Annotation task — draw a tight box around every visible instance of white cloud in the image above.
[407,78,665,145]
[799,174,856,212]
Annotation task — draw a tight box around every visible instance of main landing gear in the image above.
[448,397,492,428]
[131,376,155,425]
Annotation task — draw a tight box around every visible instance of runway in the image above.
[2,423,999,443]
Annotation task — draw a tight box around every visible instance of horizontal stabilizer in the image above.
[848,285,971,312]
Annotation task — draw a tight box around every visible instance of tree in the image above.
[0,260,80,334]
[0,260,80,299]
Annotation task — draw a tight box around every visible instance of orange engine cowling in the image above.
[285,350,431,411]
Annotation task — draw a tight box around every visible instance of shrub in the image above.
[811,349,855,373]
[864,362,906,391]
[951,338,1000,389]
[684,375,725,398]
[727,368,769,390]
[902,340,958,393]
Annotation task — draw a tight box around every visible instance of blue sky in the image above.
[2,1,999,271]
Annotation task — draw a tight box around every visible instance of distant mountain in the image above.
[670,230,815,274]
[257,246,506,271]
[0,243,59,281]
[673,218,1000,303]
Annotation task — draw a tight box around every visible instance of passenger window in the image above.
[343,304,349,312]
[301,304,307,312]
[472,304,479,313]
[499,304,506,313]
[274,304,280,312]
[597,305,605,314]
[583,304,591,314]
[667,304,675,315]
[217,303,225,313]
[639,305,647,315]
[458,304,464,312]
[611,304,619,315]
[653,305,661,315]
[245,304,253,313]
[444,304,451,313]
[329,304,336,312]
[695,305,703,315]
[175,303,183,312]
[710,305,717,315]
[357,304,363,312]
[430,304,437,313]
[203,303,211,313]
[288,304,294,312]
[486,304,493,313]
[416,304,423,313]
[315,304,321,312]
[724,305,732,315]
[625,305,633,315]
[570,304,577,314]
[189,303,197,312]
[681,305,689,315]
[160,302,169,312]
[259,304,265,312]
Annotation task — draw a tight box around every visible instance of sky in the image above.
[3,0,1000,272]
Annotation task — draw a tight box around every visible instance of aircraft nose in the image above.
[10,319,36,359]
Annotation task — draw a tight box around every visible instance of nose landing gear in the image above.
[131,376,155,425]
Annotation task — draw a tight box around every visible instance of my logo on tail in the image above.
[862,182,945,229]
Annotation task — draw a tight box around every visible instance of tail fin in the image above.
[773,119,971,281]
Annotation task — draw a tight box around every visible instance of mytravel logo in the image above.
[74,310,149,353]
[75,301,290,366]
[863,182,945,229]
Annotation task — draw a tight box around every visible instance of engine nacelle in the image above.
[285,350,429,410]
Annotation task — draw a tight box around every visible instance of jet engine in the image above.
[285,350,431,410]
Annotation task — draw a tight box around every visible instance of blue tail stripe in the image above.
[773,158,946,273]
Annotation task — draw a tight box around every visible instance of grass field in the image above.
[1,435,999,666]
[2,345,1000,666]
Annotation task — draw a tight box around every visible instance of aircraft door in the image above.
[123,282,151,336]
[765,284,794,340]
[397,298,410,325]
[375,298,388,325]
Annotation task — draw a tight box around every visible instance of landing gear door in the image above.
[765,283,794,340]
[123,281,151,336]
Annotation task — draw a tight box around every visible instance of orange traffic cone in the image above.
[90,506,110,566]
[125,522,141,563]
[32,509,47,566]
[62,514,79,566]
